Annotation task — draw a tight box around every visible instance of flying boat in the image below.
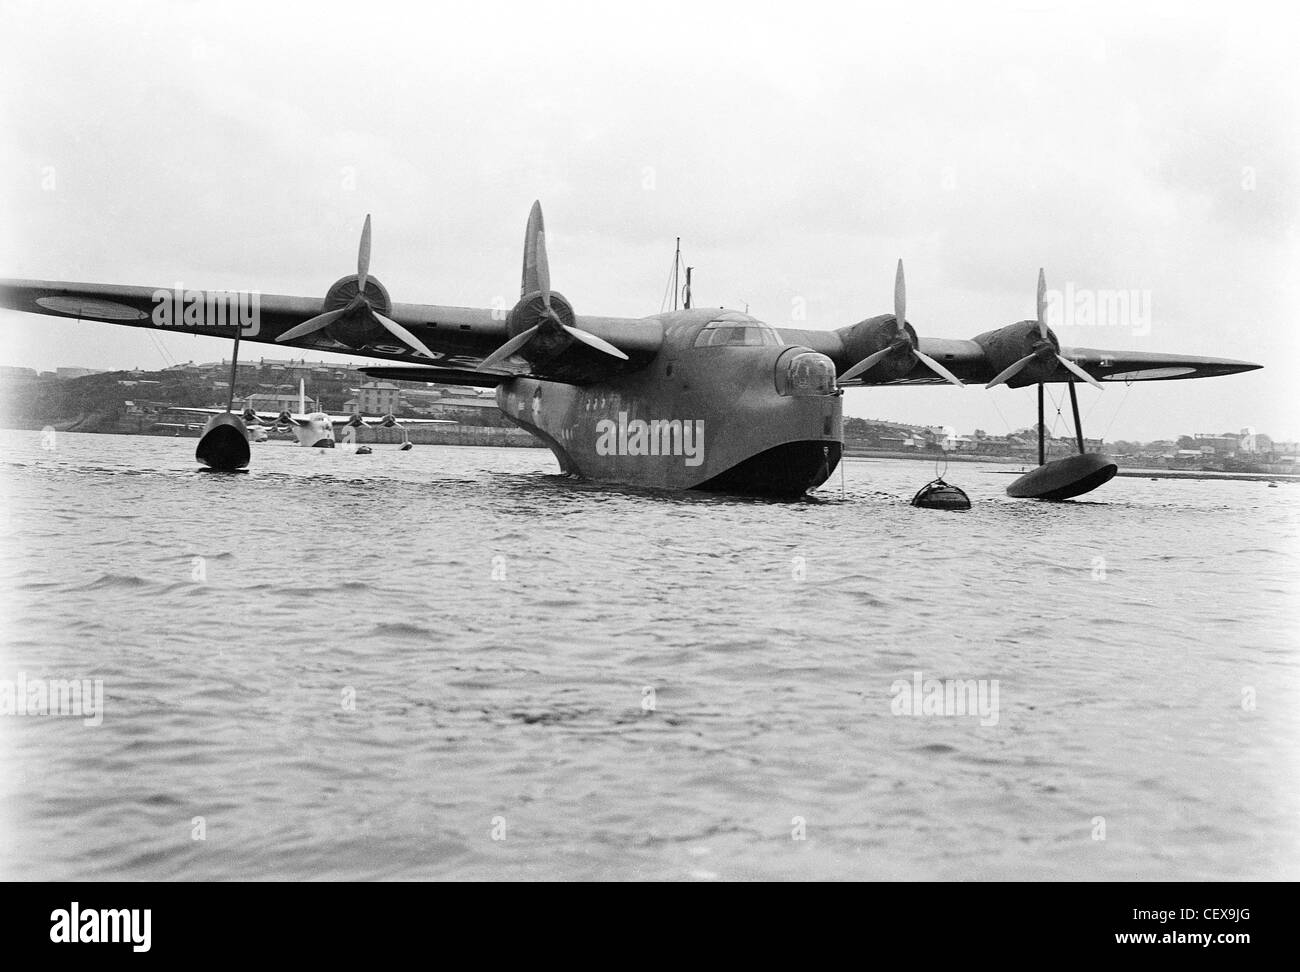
[0,203,1261,496]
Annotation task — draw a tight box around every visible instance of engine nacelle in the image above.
[505,290,576,362]
[323,273,392,316]
[314,273,396,350]
[498,290,622,383]
[973,320,1059,386]
[835,314,919,381]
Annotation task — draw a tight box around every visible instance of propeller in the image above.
[478,201,629,371]
[838,260,964,386]
[277,215,437,360]
[338,412,412,449]
[373,413,416,449]
[986,269,1103,390]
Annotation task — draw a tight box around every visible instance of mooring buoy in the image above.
[911,477,971,510]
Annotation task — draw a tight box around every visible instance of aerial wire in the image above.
[659,252,676,313]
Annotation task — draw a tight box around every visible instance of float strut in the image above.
[1037,383,1045,466]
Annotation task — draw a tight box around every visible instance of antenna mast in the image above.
[672,237,681,311]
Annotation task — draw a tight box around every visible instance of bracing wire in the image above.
[987,391,1016,437]
[1100,380,1136,442]
[1047,385,1067,438]
[147,329,176,368]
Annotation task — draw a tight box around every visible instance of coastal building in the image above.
[353,382,401,414]
[422,397,497,418]
[927,425,959,450]
[244,392,320,413]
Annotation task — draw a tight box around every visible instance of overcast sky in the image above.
[1,0,1296,442]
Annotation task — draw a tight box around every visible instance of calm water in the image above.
[0,430,1296,881]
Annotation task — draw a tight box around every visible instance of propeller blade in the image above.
[894,259,906,336]
[371,310,437,360]
[537,229,551,311]
[986,352,1038,388]
[1036,267,1047,340]
[277,306,350,342]
[1056,353,1104,390]
[914,349,965,387]
[478,324,539,371]
[522,201,550,299]
[839,344,899,383]
[560,324,629,361]
[357,214,372,296]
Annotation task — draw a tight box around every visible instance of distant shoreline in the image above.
[843,448,1022,464]
[6,428,1296,480]
[843,449,1300,481]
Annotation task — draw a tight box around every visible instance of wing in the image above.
[890,340,1263,386]
[776,328,1262,386]
[358,365,513,387]
[0,279,660,372]
[0,278,511,367]
[167,406,287,423]
[328,414,456,427]
[1045,345,1264,384]
[165,406,227,417]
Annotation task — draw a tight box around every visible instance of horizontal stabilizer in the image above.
[360,366,514,388]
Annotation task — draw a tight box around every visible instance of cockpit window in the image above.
[692,318,785,349]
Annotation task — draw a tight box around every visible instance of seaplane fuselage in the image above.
[498,309,843,493]
[289,412,337,448]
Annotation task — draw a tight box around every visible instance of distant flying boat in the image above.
[172,407,451,450]
[171,379,452,450]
